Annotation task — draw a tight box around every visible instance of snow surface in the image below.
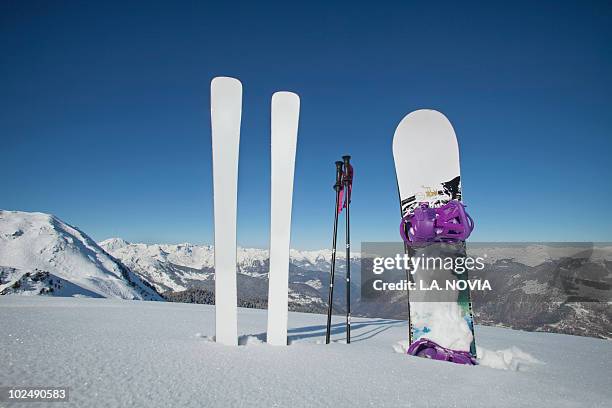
[1,296,610,408]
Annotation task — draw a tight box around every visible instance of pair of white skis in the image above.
[210,76,299,346]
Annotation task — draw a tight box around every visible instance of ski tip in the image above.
[211,76,242,91]
[272,91,300,105]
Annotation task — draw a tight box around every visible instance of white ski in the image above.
[210,76,242,346]
[266,91,300,346]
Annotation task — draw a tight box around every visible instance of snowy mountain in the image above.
[101,238,611,339]
[0,210,161,300]
[99,238,361,313]
[360,244,612,339]
[469,251,612,339]
[468,243,612,267]
[99,237,358,284]
[2,296,610,407]
[2,210,609,340]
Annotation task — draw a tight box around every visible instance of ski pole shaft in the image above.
[342,155,352,344]
[325,161,344,344]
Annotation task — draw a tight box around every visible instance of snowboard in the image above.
[267,92,300,346]
[210,76,242,346]
[392,109,476,356]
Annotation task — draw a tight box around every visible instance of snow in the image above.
[98,238,360,292]
[476,346,543,371]
[410,301,474,351]
[522,279,550,294]
[0,211,161,300]
[98,238,359,273]
[390,340,542,371]
[1,296,610,407]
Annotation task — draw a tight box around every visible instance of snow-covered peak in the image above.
[98,239,360,273]
[98,239,361,293]
[98,237,130,252]
[0,210,161,300]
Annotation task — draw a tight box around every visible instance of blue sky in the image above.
[1,1,611,249]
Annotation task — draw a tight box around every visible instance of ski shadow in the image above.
[238,318,405,345]
[287,318,405,343]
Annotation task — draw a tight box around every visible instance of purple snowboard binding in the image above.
[400,200,474,246]
[407,338,477,365]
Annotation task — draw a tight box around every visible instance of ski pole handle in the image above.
[342,155,353,183]
[334,161,344,191]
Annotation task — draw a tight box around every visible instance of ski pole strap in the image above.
[334,161,344,214]
[407,338,477,365]
[399,200,474,246]
[336,158,353,215]
[341,161,353,211]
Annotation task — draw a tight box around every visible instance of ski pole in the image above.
[342,155,353,344]
[325,161,344,344]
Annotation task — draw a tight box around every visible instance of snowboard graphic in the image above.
[392,109,476,356]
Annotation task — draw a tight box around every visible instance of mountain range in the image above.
[97,237,360,314]
[1,209,610,339]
